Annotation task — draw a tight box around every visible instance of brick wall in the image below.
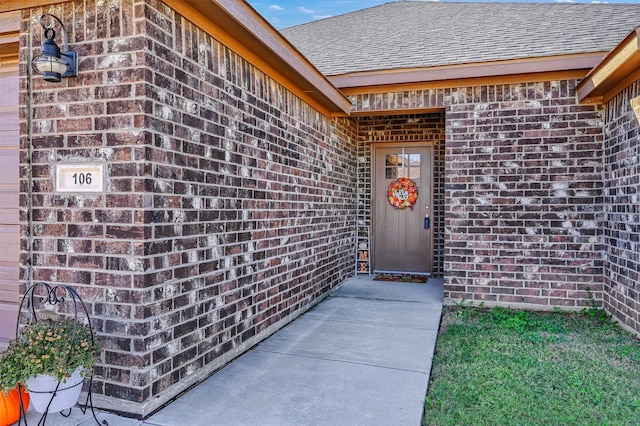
[355,114,446,276]
[602,82,640,334]
[349,79,605,308]
[445,82,604,308]
[20,0,356,416]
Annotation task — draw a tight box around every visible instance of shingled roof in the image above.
[280,1,640,77]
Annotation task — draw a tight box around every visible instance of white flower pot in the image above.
[25,367,85,413]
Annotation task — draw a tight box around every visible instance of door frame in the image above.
[371,142,435,274]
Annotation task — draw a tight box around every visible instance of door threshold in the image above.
[373,270,431,277]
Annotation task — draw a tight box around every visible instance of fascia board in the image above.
[330,53,604,90]
[577,27,640,104]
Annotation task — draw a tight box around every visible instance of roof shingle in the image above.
[280,1,640,76]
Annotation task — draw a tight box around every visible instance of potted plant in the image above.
[0,318,100,414]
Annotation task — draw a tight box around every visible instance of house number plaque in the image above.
[56,163,105,193]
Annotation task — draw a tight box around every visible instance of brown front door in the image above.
[373,144,433,274]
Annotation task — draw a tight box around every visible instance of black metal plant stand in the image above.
[15,282,106,426]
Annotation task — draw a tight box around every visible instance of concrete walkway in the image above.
[18,275,443,426]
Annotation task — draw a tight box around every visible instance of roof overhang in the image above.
[329,53,604,90]
[164,0,350,116]
[577,27,640,104]
[0,0,66,12]
[0,0,351,117]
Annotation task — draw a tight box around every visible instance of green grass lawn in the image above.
[423,305,640,426]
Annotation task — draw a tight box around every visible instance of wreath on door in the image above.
[388,177,418,210]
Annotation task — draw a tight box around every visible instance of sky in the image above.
[248,0,640,29]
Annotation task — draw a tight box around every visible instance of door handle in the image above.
[424,205,430,229]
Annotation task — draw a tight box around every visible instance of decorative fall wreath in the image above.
[387,177,418,210]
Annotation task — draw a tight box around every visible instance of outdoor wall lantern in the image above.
[31,14,78,83]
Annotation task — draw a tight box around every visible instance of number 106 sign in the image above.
[55,163,105,193]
